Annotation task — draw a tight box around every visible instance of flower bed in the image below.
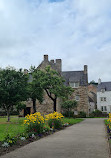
[105,113,111,154]
[0,112,83,156]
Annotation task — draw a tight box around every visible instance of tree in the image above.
[0,67,28,121]
[61,100,77,117]
[27,66,44,113]
[33,66,74,112]
[16,102,26,115]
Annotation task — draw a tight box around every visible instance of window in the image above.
[101,89,105,93]
[69,82,79,88]
[101,106,107,111]
[100,97,106,102]
[101,106,103,111]
[75,96,80,101]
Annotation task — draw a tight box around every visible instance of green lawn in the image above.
[0,116,25,141]
[62,118,84,125]
[0,116,83,141]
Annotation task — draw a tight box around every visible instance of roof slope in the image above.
[97,82,111,92]
[62,71,88,86]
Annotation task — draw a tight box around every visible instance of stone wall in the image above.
[70,86,89,115]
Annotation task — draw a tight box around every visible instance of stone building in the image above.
[62,66,89,115]
[88,83,97,113]
[21,55,89,116]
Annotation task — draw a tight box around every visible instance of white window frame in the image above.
[75,95,80,101]
[101,106,107,112]
[100,97,106,102]
[69,82,79,88]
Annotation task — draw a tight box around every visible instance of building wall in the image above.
[97,91,111,113]
[70,86,89,115]
[21,55,89,116]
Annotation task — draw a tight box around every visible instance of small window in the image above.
[101,106,107,111]
[101,89,105,93]
[104,106,107,111]
[100,97,106,102]
[69,82,79,88]
[101,106,103,111]
[75,96,80,101]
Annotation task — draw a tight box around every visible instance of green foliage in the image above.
[89,109,102,117]
[3,134,17,146]
[25,122,44,134]
[33,66,74,111]
[61,100,77,117]
[28,66,44,113]
[43,125,50,133]
[62,111,74,118]
[78,111,86,118]
[16,102,26,114]
[0,67,28,121]
[47,119,62,129]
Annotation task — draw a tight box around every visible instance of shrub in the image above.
[62,111,74,118]
[61,100,77,118]
[3,134,17,146]
[24,112,44,134]
[45,112,64,129]
[78,111,86,118]
[89,110,102,117]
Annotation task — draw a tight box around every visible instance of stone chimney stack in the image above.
[44,55,48,61]
[84,65,87,74]
[98,78,101,84]
[50,60,54,64]
[56,59,62,73]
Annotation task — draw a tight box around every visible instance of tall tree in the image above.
[0,67,28,121]
[33,66,74,112]
[28,66,44,113]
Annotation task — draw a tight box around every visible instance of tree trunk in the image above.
[7,110,10,122]
[33,99,36,113]
[54,99,56,112]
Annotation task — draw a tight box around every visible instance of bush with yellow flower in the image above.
[45,112,64,129]
[105,113,111,133]
[24,112,45,134]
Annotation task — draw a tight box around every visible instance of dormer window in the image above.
[101,88,105,93]
[69,82,79,88]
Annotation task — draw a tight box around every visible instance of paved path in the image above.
[1,118,109,158]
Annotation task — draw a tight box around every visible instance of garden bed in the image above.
[104,119,111,157]
[0,125,72,156]
[0,114,83,157]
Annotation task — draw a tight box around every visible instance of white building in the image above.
[97,79,111,113]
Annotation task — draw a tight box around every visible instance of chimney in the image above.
[50,60,54,64]
[56,59,62,72]
[98,78,101,84]
[44,55,48,61]
[84,65,87,74]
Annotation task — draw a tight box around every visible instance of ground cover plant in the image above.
[0,113,83,156]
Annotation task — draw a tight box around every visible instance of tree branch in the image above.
[45,89,55,101]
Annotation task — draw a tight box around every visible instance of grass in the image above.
[0,116,25,141]
[0,116,83,141]
[62,118,84,125]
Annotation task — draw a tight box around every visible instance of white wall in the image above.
[97,91,111,113]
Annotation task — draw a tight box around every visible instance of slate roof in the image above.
[97,82,111,92]
[61,71,88,86]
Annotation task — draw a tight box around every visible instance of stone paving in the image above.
[0,118,109,158]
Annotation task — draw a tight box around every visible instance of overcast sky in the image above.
[0,0,111,82]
